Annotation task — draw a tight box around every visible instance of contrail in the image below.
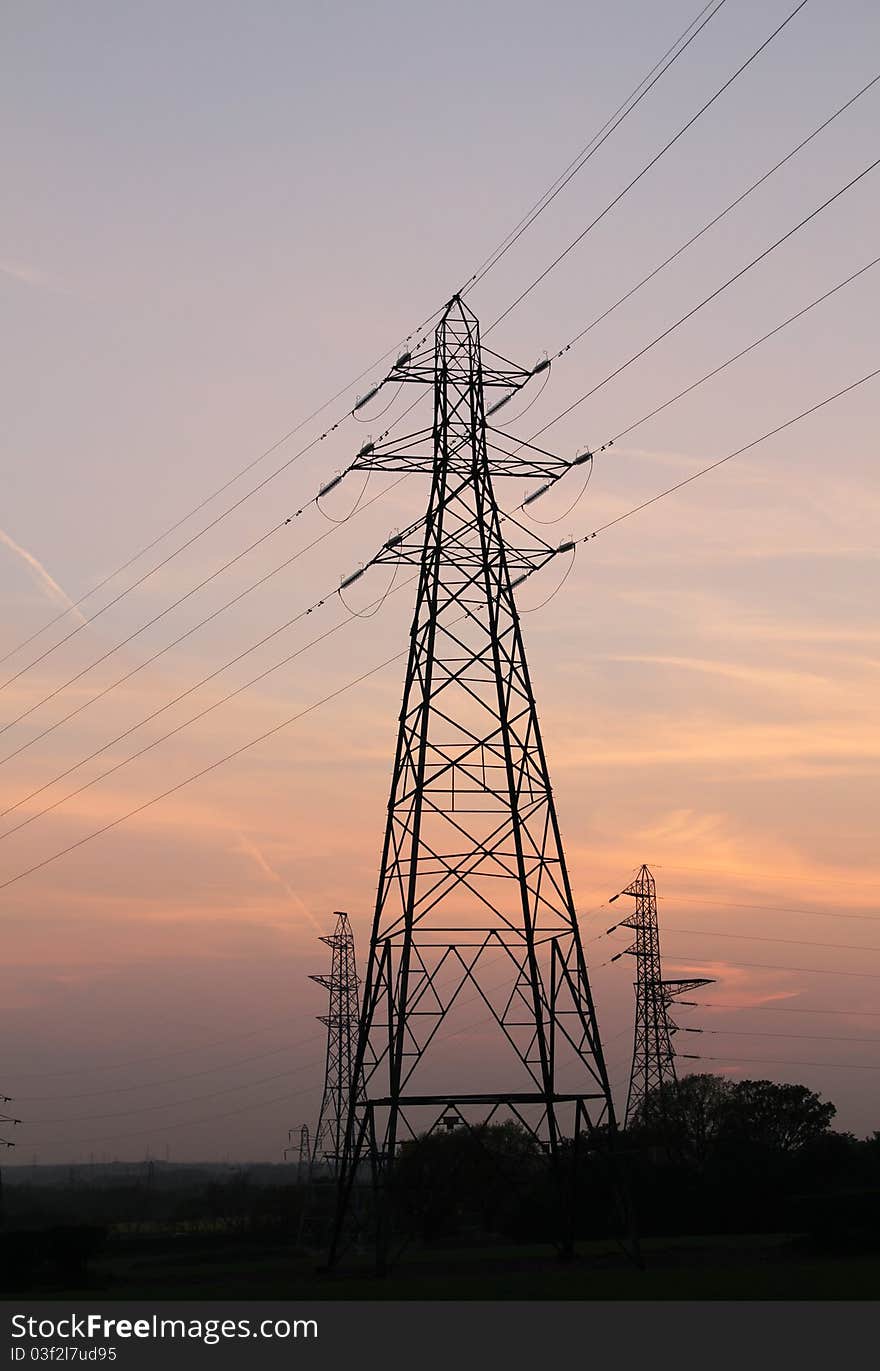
[0,529,86,625]
[234,831,323,934]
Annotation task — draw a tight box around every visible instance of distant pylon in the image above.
[297,1124,310,1179]
[0,1093,20,1226]
[612,864,713,1128]
[284,1123,311,1181]
[329,296,617,1270]
[1,1093,20,1149]
[310,912,360,1176]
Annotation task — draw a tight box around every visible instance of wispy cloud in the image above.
[232,831,322,933]
[602,653,837,698]
[0,258,73,297]
[0,528,85,624]
[553,720,880,778]
[0,259,50,288]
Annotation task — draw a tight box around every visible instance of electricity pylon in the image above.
[329,295,617,1270]
[284,1124,310,1181]
[1,1094,20,1227]
[1,1094,19,1149]
[310,911,360,1176]
[613,864,713,1128]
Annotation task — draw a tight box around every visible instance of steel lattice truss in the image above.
[310,911,361,1177]
[284,1122,310,1180]
[1,1091,19,1149]
[331,296,616,1266]
[619,864,713,1127]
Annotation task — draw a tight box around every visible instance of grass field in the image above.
[17,1231,880,1300]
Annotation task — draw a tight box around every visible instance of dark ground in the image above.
[4,1229,879,1300]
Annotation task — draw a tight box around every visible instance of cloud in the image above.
[602,652,838,699]
[0,259,50,288]
[552,719,880,777]
[0,528,85,625]
[566,806,880,917]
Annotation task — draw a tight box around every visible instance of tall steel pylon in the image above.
[310,911,360,1176]
[329,295,617,1268]
[614,864,713,1128]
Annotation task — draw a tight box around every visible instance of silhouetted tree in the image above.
[629,1073,835,1166]
[628,1072,731,1167]
[390,1121,546,1241]
[720,1079,835,1153]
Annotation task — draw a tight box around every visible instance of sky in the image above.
[1,0,879,1163]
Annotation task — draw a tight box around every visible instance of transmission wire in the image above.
[0,362,875,896]
[527,154,880,447]
[462,0,727,294]
[486,0,810,334]
[549,71,880,365]
[0,2,726,678]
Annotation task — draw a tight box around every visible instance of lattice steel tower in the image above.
[330,295,616,1267]
[310,911,360,1176]
[0,1093,20,1225]
[1,1094,19,1149]
[284,1123,310,1180]
[615,864,712,1127]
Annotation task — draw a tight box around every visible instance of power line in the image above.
[698,1028,880,1046]
[548,71,880,363]
[0,608,342,835]
[26,971,558,1149]
[0,567,418,853]
[6,36,860,739]
[0,409,397,696]
[687,1053,880,1072]
[528,153,880,444]
[0,406,557,844]
[0,643,407,896]
[1,1016,310,1079]
[6,37,860,893]
[0,517,277,713]
[672,956,880,981]
[575,365,880,542]
[15,1036,325,1102]
[27,1085,313,1150]
[4,338,538,753]
[463,0,727,293]
[3,335,535,764]
[694,1001,880,1018]
[665,928,880,955]
[0,600,396,850]
[487,0,809,333]
[0,5,725,683]
[0,475,408,786]
[0,341,432,677]
[28,1062,323,1126]
[662,894,880,926]
[653,862,876,891]
[519,253,880,514]
[610,254,880,443]
[0,429,416,734]
[0,363,875,896]
[1,406,561,842]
